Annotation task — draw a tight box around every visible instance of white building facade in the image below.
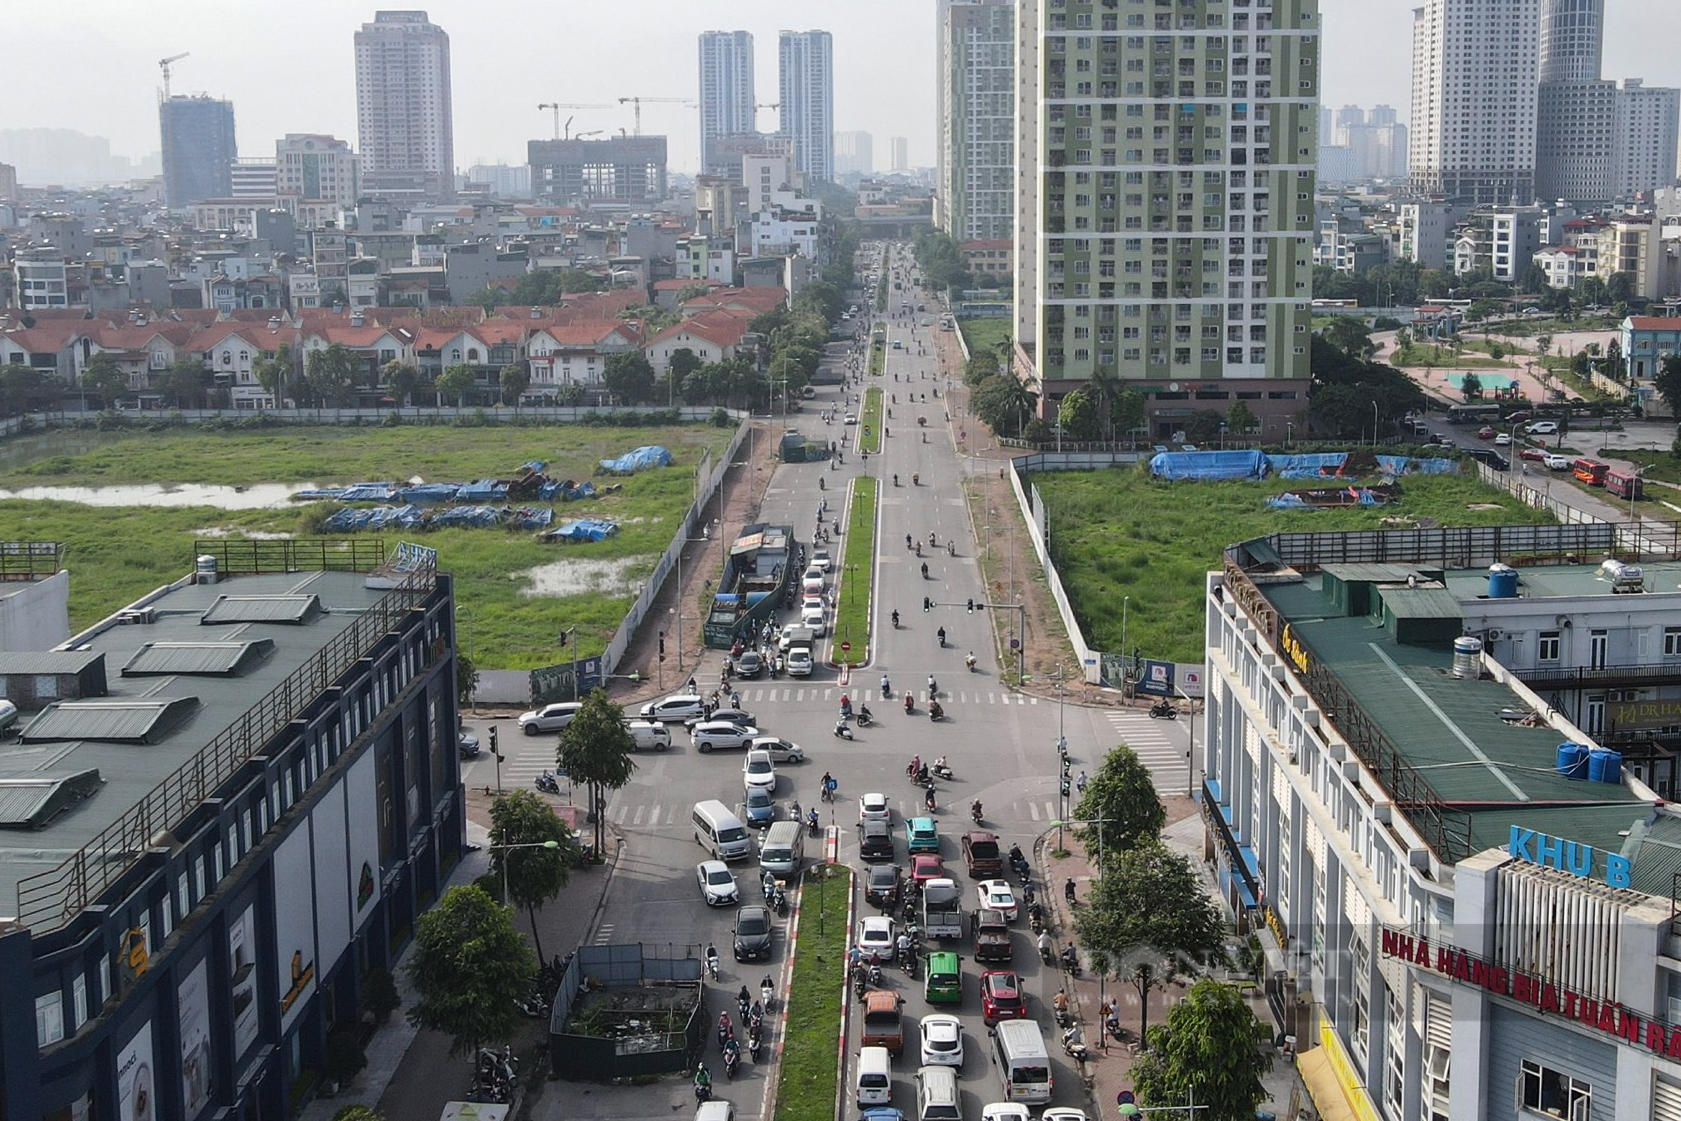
[778,30,834,184]
[699,30,757,177]
[276,134,361,210]
[935,0,1015,242]
[354,10,454,200]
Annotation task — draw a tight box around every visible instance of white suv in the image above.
[640,694,706,722]
[518,702,582,735]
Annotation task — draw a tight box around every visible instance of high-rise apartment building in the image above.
[277,134,361,209]
[699,31,757,177]
[1014,0,1318,437]
[159,95,236,209]
[778,30,834,183]
[1614,80,1681,201]
[1409,0,1539,206]
[354,10,454,201]
[835,130,875,177]
[889,137,910,172]
[936,0,1015,241]
[1538,0,1603,82]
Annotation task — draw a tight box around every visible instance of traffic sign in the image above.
[841,641,852,652]
[1009,639,1021,650]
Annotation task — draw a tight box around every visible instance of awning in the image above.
[1297,1048,1360,1121]
[1235,878,1259,909]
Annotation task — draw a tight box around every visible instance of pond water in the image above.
[0,483,312,509]
[519,555,644,597]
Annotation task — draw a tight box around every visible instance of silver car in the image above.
[696,860,739,906]
[692,721,760,753]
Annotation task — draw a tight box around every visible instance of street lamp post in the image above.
[491,838,560,909]
[1121,597,1130,695]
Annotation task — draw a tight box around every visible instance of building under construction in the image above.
[527,136,668,205]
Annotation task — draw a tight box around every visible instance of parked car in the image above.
[1477,426,1497,439]
[1504,411,1532,423]
[910,853,946,888]
[751,735,806,763]
[1544,452,1572,470]
[802,567,827,594]
[641,694,706,722]
[811,548,833,572]
[693,721,760,753]
[734,904,774,961]
[457,730,481,759]
[1494,433,1513,446]
[800,605,828,636]
[518,702,581,735]
[1520,446,1549,462]
[786,648,815,676]
[906,817,939,854]
[691,707,757,729]
[696,860,739,906]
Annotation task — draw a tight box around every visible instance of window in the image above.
[1538,631,1561,662]
[1667,628,1681,658]
[36,991,64,1046]
[1521,1060,1590,1120]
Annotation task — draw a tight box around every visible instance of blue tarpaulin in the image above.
[1148,449,1270,481]
[543,518,620,542]
[599,445,674,474]
[1268,453,1458,479]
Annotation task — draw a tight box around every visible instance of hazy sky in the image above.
[5,1,1681,176]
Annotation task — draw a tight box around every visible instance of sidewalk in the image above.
[1038,796,1304,1119]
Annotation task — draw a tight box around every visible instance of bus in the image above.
[1573,459,1609,487]
[1606,469,1644,499]
[1446,403,1504,425]
[990,1020,1052,1104]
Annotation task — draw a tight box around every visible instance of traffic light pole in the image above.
[921,598,1026,686]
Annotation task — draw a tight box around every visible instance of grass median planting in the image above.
[776,864,852,1119]
[0,424,734,667]
[831,475,878,666]
[1036,465,1556,665]
[860,387,883,454]
[869,335,885,378]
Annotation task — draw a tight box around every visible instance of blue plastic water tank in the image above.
[1588,749,1623,784]
[1488,564,1519,599]
[1556,743,1589,779]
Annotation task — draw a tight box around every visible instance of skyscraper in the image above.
[835,130,875,177]
[778,30,834,183]
[159,95,236,209]
[936,0,1015,241]
[1014,0,1318,437]
[1409,0,1539,206]
[354,10,455,200]
[699,31,756,177]
[1539,0,1603,82]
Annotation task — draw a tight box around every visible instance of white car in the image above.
[1526,420,1559,435]
[802,567,827,594]
[696,860,739,906]
[692,721,761,753]
[752,735,806,763]
[743,749,777,791]
[641,694,706,722]
[976,879,1018,920]
[1041,1111,1091,1121]
[801,605,827,635]
[920,1014,964,1067]
[786,648,814,676]
[857,916,896,959]
[1494,433,1512,446]
[1544,452,1572,470]
[518,702,582,735]
[981,1106,1033,1121]
[810,548,833,572]
[859,792,892,824]
[844,413,858,425]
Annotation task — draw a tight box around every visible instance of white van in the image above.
[915,1064,963,1121]
[693,800,752,862]
[626,720,671,752]
[856,1046,893,1106]
[760,820,805,876]
[989,1020,1052,1104]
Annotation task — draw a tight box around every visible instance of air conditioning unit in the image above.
[116,607,157,625]
[1486,629,1503,641]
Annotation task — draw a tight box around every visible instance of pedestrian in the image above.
[1077,770,1089,795]
[1065,878,1078,905]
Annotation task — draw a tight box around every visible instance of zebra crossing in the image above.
[720,684,1040,707]
[1101,708,1190,784]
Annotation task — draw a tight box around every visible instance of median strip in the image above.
[831,475,878,666]
[775,863,853,1121]
[860,387,883,454]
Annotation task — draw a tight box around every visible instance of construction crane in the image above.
[617,96,697,136]
[537,102,612,140]
[158,52,189,101]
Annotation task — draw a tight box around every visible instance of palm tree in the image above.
[994,336,1014,377]
[1086,367,1122,442]
[1000,377,1039,437]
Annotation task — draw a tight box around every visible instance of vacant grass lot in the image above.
[1037,465,1556,664]
[0,425,735,667]
[957,317,1011,361]
[776,863,851,1120]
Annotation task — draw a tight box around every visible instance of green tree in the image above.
[1466,298,1503,323]
[456,651,479,709]
[1519,262,1550,294]
[1184,408,1224,444]
[1057,389,1101,441]
[405,885,535,1057]
[305,343,360,408]
[971,374,1038,438]
[1131,979,1274,1121]
[1225,400,1258,437]
[382,359,419,407]
[1085,367,1122,441]
[436,362,476,407]
[1580,276,1609,307]
[1322,317,1376,361]
[499,362,531,408]
[1460,371,1483,401]
[1075,843,1227,1040]
[1606,271,1634,305]
[1487,341,1506,361]
[81,351,128,409]
[556,688,638,857]
[1606,337,1624,379]
[461,287,503,313]
[602,352,656,405]
[1072,744,1166,856]
[1656,354,1681,418]
[164,356,211,408]
[964,351,1001,387]
[1113,387,1146,448]
[331,1107,386,1121]
[488,790,581,962]
[254,344,294,407]
[668,347,703,393]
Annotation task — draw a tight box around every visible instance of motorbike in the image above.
[1039,938,1055,964]
[928,676,938,697]
[932,760,954,781]
[923,786,937,812]
[1029,906,1046,936]
[1062,948,1083,977]
[913,473,919,485]
[857,708,873,727]
[881,674,892,695]
[971,802,984,826]
[535,771,560,795]
[717,1014,733,1050]
[929,702,944,722]
[773,883,788,915]
[868,960,884,988]
[929,532,937,549]
[914,541,922,556]
[818,476,824,490]
[694,1067,713,1102]
[749,1002,764,1035]
[965,652,976,671]
[903,693,914,714]
[937,629,946,648]
[761,979,775,1012]
[853,966,870,1000]
[722,1039,740,1080]
[706,950,720,982]
[1062,1027,1091,1064]
[748,1025,763,1062]
[1149,700,1178,720]
[909,765,930,786]
[833,720,854,740]
[890,613,899,630]
[947,541,956,556]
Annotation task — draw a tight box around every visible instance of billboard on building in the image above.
[228,903,260,1058]
[346,752,383,928]
[313,778,352,976]
[271,826,318,1034]
[116,1018,155,1121]
[178,958,212,1118]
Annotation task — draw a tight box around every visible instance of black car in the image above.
[734,904,774,961]
[865,863,903,908]
[734,651,763,678]
[859,819,895,863]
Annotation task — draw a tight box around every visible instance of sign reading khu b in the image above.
[1509,825,1631,888]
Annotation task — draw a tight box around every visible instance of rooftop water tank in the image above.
[1488,564,1518,599]
[1452,635,1483,679]
[1598,558,1644,593]
[1556,742,1588,780]
[195,554,218,586]
[1587,749,1623,784]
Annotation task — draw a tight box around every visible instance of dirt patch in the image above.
[518,555,644,598]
